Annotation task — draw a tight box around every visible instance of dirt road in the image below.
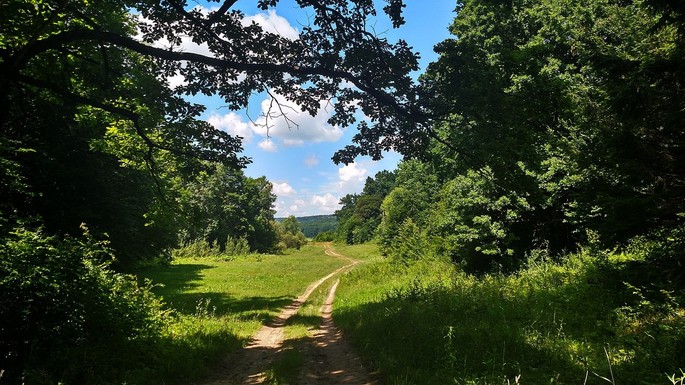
[196,245,378,385]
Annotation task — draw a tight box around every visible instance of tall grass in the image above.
[334,245,685,385]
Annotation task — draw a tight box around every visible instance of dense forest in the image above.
[1,0,684,384]
[337,0,685,273]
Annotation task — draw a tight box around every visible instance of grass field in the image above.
[126,243,347,384]
[334,245,685,385]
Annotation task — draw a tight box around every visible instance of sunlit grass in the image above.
[126,244,348,384]
[263,347,304,385]
[328,242,382,262]
[334,246,685,385]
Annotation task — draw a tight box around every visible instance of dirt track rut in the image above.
[196,245,377,385]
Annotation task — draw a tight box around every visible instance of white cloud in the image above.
[338,163,368,182]
[258,139,278,152]
[304,154,319,167]
[253,94,343,146]
[272,182,295,197]
[311,193,340,212]
[317,161,372,199]
[275,192,341,217]
[242,10,299,40]
[167,73,187,89]
[207,112,253,142]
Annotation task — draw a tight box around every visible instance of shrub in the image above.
[429,168,531,273]
[313,231,336,242]
[224,235,250,256]
[0,226,168,384]
[387,218,432,262]
[276,216,307,250]
[627,224,685,281]
[172,238,215,259]
[171,235,250,261]
[278,232,307,250]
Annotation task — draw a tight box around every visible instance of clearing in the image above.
[195,244,377,385]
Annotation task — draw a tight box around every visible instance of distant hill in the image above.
[276,214,338,238]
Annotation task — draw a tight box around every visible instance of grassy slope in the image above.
[128,244,347,384]
[334,245,685,385]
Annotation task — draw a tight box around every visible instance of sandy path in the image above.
[195,244,377,385]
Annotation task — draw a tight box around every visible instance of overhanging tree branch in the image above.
[206,0,239,25]
[8,29,422,123]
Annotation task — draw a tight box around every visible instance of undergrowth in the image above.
[334,245,685,385]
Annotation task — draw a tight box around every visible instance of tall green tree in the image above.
[179,163,278,252]
[426,0,683,248]
[378,159,439,253]
[373,0,684,271]
[336,170,397,244]
[277,215,307,250]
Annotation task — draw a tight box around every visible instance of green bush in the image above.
[429,168,531,273]
[313,230,336,242]
[224,235,250,256]
[276,216,307,250]
[172,238,215,259]
[0,226,168,384]
[278,232,307,250]
[171,235,250,260]
[387,218,431,262]
[627,224,685,280]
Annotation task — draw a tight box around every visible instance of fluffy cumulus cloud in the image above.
[258,139,278,152]
[311,193,339,213]
[207,112,253,142]
[288,199,307,214]
[338,163,368,183]
[252,94,343,147]
[276,192,341,217]
[205,92,343,153]
[272,181,295,196]
[311,161,372,203]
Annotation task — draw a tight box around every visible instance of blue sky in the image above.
[171,1,456,216]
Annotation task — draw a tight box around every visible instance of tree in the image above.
[378,160,438,253]
[362,170,397,197]
[277,215,307,250]
[179,163,279,253]
[335,170,397,244]
[368,0,684,271]
[0,0,422,262]
[418,0,685,257]
[1,0,421,167]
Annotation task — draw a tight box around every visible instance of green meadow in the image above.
[334,245,685,385]
[127,244,347,384]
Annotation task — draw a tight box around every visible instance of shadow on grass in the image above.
[45,317,250,385]
[138,263,295,322]
[164,291,293,319]
[121,324,249,385]
[138,263,213,295]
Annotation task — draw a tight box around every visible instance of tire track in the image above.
[196,244,368,385]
